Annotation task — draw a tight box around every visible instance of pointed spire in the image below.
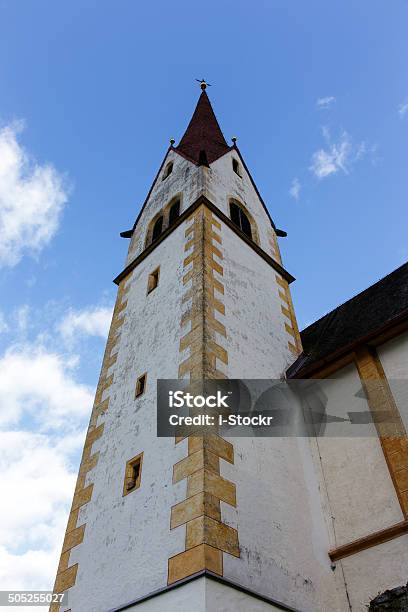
[175,90,231,165]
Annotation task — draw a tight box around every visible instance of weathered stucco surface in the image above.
[314,364,404,545]
[67,225,189,611]
[378,330,408,430]
[340,535,408,610]
[221,219,293,378]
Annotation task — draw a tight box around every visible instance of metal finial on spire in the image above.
[231,136,237,144]
[195,78,211,90]
[170,138,175,146]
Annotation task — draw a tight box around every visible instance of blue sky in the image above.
[0,0,407,592]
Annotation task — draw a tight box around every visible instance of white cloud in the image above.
[0,297,110,595]
[0,430,81,594]
[0,340,92,594]
[0,431,78,551]
[316,96,336,109]
[58,305,113,341]
[0,543,62,593]
[310,128,372,179]
[0,344,93,428]
[398,101,408,118]
[289,178,301,200]
[0,121,69,268]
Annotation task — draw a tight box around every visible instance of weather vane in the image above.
[196,78,211,90]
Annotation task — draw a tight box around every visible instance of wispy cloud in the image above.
[289,178,301,200]
[15,305,30,333]
[0,121,69,268]
[310,130,351,178]
[58,305,113,341]
[0,311,8,334]
[398,101,408,118]
[316,96,336,109]
[310,127,374,179]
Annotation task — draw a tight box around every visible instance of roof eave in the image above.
[286,309,408,379]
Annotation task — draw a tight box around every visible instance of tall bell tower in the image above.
[51,84,348,612]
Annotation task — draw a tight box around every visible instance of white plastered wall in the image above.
[377,329,408,430]
[214,221,344,611]
[66,225,189,612]
[339,535,408,610]
[313,363,404,545]
[220,218,293,379]
[307,363,408,612]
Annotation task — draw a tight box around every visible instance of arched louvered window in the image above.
[152,216,163,242]
[230,202,252,240]
[168,200,180,226]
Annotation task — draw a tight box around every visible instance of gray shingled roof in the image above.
[287,262,408,378]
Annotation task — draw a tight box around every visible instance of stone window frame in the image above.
[123,452,144,496]
[228,198,260,245]
[162,161,173,181]
[135,372,147,398]
[147,267,160,295]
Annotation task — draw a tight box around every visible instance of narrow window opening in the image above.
[230,202,241,226]
[169,200,180,226]
[229,202,252,240]
[152,216,163,242]
[123,453,143,495]
[198,150,209,166]
[240,211,252,238]
[162,162,173,180]
[147,267,160,294]
[135,373,147,398]
[232,158,241,176]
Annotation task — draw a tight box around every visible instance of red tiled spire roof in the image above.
[175,90,231,165]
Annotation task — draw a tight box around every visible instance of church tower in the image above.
[50,84,382,612]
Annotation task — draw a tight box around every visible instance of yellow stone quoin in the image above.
[355,346,408,517]
[168,204,240,584]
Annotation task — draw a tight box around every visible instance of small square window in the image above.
[147,267,160,294]
[135,373,147,398]
[123,452,143,495]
